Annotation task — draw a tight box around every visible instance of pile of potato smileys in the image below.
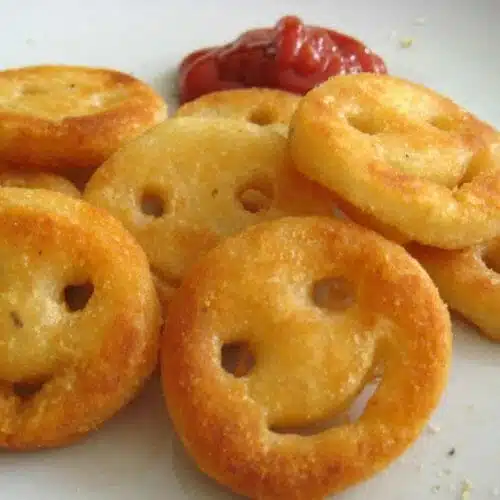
[0,52,499,500]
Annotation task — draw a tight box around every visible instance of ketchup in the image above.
[178,16,387,104]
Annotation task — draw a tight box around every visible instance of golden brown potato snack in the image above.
[0,65,167,171]
[84,117,335,305]
[0,169,80,197]
[175,88,300,135]
[161,216,451,499]
[289,73,500,249]
[411,238,500,341]
[0,188,161,449]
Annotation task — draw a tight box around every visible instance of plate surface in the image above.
[1,0,499,498]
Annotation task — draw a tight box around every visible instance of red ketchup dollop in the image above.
[178,15,387,104]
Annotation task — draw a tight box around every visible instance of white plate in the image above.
[1,1,499,498]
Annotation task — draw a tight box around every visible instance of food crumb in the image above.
[461,479,473,499]
[431,485,441,493]
[400,37,414,48]
[427,423,441,434]
[447,447,456,457]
